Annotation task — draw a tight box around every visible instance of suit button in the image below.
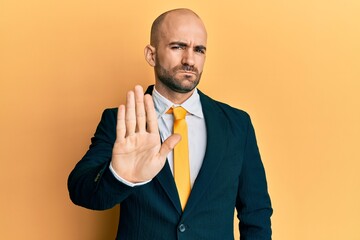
[178,224,186,232]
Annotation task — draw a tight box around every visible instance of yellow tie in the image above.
[168,106,191,210]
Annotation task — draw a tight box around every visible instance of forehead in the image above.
[158,13,207,45]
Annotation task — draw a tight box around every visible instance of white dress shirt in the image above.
[110,87,207,188]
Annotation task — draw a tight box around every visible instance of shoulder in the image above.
[198,89,257,147]
[103,107,118,115]
[100,108,118,122]
[93,108,118,139]
[198,89,251,124]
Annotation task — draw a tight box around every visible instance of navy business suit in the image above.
[68,85,272,239]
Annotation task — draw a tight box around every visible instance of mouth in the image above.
[178,70,197,76]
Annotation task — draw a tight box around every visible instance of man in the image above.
[68,8,272,239]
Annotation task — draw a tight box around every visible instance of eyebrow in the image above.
[169,41,207,51]
[169,41,188,47]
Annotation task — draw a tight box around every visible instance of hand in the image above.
[111,85,181,183]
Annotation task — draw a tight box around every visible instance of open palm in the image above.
[111,85,180,183]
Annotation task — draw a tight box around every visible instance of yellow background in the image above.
[1,0,359,239]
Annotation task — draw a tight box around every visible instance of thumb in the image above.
[158,134,181,159]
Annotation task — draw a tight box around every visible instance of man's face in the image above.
[153,13,207,94]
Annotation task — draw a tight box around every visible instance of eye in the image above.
[171,45,185,50]
[194,47,206,54]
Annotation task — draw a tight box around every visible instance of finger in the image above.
[159,134,181,159]
[144,94,159,133]
[125,90,136,136]
[116,105,126,141]
[134,85,146,132]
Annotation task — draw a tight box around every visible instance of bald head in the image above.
[150,8,206,47]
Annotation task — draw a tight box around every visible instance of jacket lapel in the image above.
[145,85,182,214]
[155,162,182,214]
[182,91,229,217]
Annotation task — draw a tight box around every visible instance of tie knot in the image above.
[168,106,187,120]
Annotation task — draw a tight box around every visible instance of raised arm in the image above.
[68,85,180,210]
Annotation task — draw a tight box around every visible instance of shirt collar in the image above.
[152,87,204,119]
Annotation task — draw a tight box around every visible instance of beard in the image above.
[154,61,202,94]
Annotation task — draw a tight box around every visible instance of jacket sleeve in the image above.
[67,108,138,210]
[236,114,273,239]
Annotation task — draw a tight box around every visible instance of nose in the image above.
[181,49,195,66]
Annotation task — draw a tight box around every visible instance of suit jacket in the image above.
[68,85,272,240]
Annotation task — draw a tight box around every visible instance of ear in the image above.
[144,44,156,67]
